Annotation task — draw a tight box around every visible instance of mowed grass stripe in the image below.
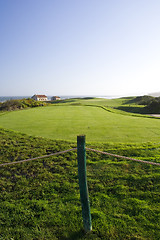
[0,105,160,142]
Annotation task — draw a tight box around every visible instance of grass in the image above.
[56,96,142,108]
[0,97,160,239]
[0,128,160,239]
[0,100,160,143]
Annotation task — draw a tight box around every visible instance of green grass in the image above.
[1,98,160,239]
[0,128,160,239]
[56,96,141,108]
[0,102,160,143]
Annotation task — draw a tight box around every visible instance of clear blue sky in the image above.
[1,0,160,97]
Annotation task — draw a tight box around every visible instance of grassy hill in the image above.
[0,97,160,239]
[0,128,160,239]
[0,97,160,143]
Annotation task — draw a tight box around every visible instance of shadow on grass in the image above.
[50,99,76,104]
[116,106,145,114]
[123,98,140,104]
[61,229,86,240]
[50,97,95,105]
[61,229,99,240]
[82,97,95,100]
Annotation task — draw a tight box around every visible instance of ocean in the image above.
[0,96,30,102]
[0,95,116,102]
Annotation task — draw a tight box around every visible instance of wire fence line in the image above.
[0,147,160,167]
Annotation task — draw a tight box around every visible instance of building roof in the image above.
[34,95,47,98]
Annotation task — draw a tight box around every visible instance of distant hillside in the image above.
[125,95,154,105]
[115,95,160,114]
[133,96,160,113]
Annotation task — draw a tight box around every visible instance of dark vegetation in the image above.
[124,96,154,105]
[117,95,160,114]
[0,128,160,239]
[146,98,160,113]
[0,98,47,111]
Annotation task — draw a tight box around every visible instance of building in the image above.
[31,95,48,101]
[51,96,61,101]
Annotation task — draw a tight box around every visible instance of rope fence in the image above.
[1,135,160,233]
[0,147,160,167]
[86,148,160,166]
[0,148,77,167]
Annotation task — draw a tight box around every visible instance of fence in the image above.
[0,135,160,232]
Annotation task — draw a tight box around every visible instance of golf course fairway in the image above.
[0,105,160,143]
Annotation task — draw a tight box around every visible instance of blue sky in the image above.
[1,0,160,97]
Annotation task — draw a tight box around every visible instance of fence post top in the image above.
[77,136,86,145]
[77,135,86,139]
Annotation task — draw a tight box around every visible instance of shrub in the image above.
[0,100,22,111]
[134,96,154,105]
[145,99,160,113]
[0,98,47,112]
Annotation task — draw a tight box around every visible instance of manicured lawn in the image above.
[0,104,160,143]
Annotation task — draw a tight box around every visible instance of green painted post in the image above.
[77,135,92,232]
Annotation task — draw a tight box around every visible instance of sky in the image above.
[0,0,160,97]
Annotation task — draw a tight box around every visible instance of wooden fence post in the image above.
[77,135,92,232]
